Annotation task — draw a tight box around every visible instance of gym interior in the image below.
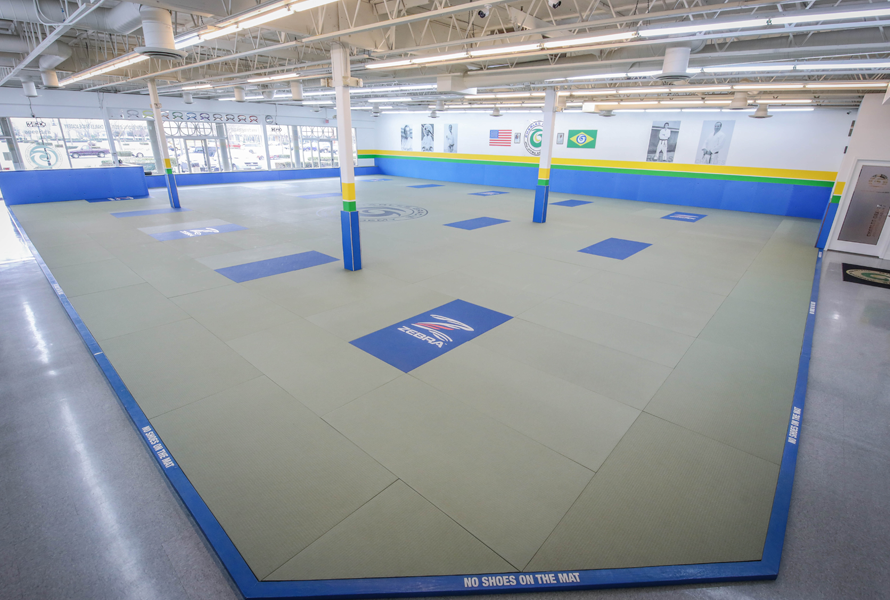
[0,1,888,599]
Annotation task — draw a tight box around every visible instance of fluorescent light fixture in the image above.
[703,64,793,73]
[469,43,541,57]
[627,70,662,77]
[803,82,889,89]
[616,87,671,94]
[682,108,722,112]
[771,7,890,25]
[175,34,200,49]
[353,84,436,93]
[770,99,813,104]
[795,61,890,70]
[704,100,733,104]
[566,90,618,96]
[770,107,815,112]
[733,83,804,90]
[667,85,732,92]
[364,97,413,102]
[659,99,705,105]
[646,109,682,112]
[496,92,545,98]
[639,18,767,37]
[303,90,335,96]
[302,100,334,104]
[183,83,212,90]
[542,31,636,49]
[566,73,624,80]
[411,52,468,64]
[365,59,413,69]
[238,6,292,29]
[200,24,239,40]
[613,109,645,112]
[219,94,263,101]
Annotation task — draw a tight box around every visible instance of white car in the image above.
[118,141,152,157]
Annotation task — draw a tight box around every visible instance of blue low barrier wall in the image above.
[145,166,382,188]
[374,155,832,220]
[0,166,149,205]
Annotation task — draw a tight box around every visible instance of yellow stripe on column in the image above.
[538,168,550,180]
[342,182,356,201]
[833,181,845,195]
[164,158,172,169]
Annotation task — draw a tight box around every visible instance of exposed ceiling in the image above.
[0,0,888,112]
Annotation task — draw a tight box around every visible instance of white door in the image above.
[829,160,890,258]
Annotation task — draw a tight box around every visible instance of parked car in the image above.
[118,141,151,157]
[69,142,110,158]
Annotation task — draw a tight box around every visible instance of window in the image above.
[225,124,266,170]
[110,120,156,173]
[10,118,70,170]
[296,126,356,169]
[266,125,295,169]
[60,119,112,168]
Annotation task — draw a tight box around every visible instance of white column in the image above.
[147,78,180,208]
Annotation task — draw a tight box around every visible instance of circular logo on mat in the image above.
[316,203,428,222]
[846,268,890,285]
[523,120,543,156]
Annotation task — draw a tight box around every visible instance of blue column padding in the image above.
[165,173,181,209]
[340,210,362,271]
[533,184,549,223]
[815,202,839,249]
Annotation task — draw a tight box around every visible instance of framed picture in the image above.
[513,132,521,144]
[556,132,565,145]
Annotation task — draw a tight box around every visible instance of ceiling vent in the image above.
[728,91,749,110]
[599,109,615,117]
[490,107,502,117]
[657,47,692,81]
[136,7,187,60]
[750,104,772,118]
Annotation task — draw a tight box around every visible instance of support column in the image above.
[147,78,181,209]
[332,43,361,271]
[533,88,558,223]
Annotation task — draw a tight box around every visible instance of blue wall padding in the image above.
[0,166,149,205]
[375,157,832,219]
[376,157,537,190]
[144,166,382,188]
[815,202,839,249]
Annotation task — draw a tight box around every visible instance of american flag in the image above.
[489,129,512,147]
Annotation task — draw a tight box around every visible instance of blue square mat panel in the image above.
[149,223,246,241]
[351,299,512,372]
[215,251,337,283]
[580,238,652,260]
[445,217,509,230]
[663,211,707,222]
[469,191,508,196]
[552,200,593,207]
[408,184,444,189]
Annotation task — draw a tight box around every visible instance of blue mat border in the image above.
[6,202,822,600]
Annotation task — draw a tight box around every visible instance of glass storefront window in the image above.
[10,118,70,170]
[225,124,266,170]
[60,119,112,168]
[266,124,295,169]
[296,126,356,169]
[111,120,156,173]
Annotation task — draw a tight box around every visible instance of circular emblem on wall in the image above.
[845,268,890,285]
[29,145,59,168]
[867,173,888,189]
[523,120,544,156]
[316,203,428,222]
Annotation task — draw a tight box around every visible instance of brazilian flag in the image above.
[567,130,597,149]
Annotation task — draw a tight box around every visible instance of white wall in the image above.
[376,107,854,173]
[0,87,379,164]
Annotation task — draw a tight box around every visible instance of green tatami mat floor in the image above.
[11,175,818,582]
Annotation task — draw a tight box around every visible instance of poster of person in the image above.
[444,124,457,153]
[695,120,735,165]
[646,121,681,162]
[400,125,413,151]
[421,123,434,152]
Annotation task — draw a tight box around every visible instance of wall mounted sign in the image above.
[523,120,544,156]
[556,133,565,145]
[567,130,597,149]
[108,108,274,125]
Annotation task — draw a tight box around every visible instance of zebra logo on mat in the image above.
[409,316,474,344]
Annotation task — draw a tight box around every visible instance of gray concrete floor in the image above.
[1,195,888,600]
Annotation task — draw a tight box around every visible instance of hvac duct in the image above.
[21,80,37,96]
[0,35,70,86]
[290,81,303,101]
[233,86,245,102]
[182,91,194,104]
[657,47,692,81]
[0,0,142,34]
[750,104,772,118]
[729,91,750,109]
[135,6,186,60]
[40,69,59,87]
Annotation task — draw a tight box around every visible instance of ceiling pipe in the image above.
[135,6,186,60]
[0,0,141,34]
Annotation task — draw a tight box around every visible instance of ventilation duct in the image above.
[435,100,445,111]
[599,109,615,117]
[490,107,501,117]
[262,89,274,99]
[750,104,772,118]
[233,86,245,102]
[657,47,692,81]
[135,6,186,60]
[182,91,194,104]
[0,35,70,86]
[0,0,142,34]
[429,109,438,118]
[40,69,59,87]
[290,81,303,101]
[728,91,749,110]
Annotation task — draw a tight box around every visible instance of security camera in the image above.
[477,4,491,18]
[549,0,561,7]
